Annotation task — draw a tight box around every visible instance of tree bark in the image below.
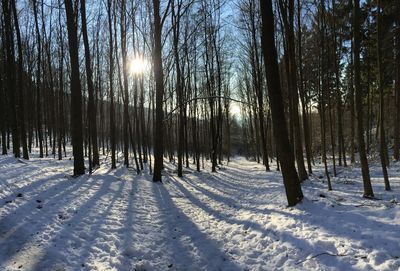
[65,0,85,175]
[393,14,400,161]
[152,0,165,182]
[297,0,312,174]
[353,0,374,197]
[120,0,130,168]
[3,0,20,158]
[279,0,307,181]
[81,0,99,168]
[319,0,332,190]
[377,0,390,191]
[11,0,28,160]
[259,0,303,206]
[32,0,44,158]
[107,0,116,169]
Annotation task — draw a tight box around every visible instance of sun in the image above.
[231,103,241,116]
[129,56,147,75]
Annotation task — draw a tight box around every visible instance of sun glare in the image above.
[129,56,147,75]
[231,103,241,116]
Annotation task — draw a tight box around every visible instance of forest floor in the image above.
[0,150,399,271]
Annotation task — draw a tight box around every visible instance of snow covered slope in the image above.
[0,154,399,271]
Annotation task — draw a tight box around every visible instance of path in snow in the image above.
[0,154,399,271]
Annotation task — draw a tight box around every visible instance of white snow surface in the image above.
[0,152,399,271]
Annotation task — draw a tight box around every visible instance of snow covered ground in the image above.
[0,151,399,271]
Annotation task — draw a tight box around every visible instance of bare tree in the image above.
[81,0,99,170]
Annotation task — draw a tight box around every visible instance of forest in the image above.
[0,0,399,270]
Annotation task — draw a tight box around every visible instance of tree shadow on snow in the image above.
[152,179,242,271]
[0,175,93,262]
[30,173,127,270]
[167,175,364,271]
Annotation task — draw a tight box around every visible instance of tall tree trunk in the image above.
[259,0,303,206]
[107,0,116,169]
[65,0,85,175]
[80,0,99,168]
[319,0,332,190]
[172,0,184,177]
[328,95,337,177]
[349,50,355,164]
[297,0,312,174]
[332,0,345,167]
[288,0,307,181]
[11,0,28,159]
[377,0,390,191]
[393,14,400,161]
[32,0,44,158]
[279,0,307,181]
[0,46,7,155]
[120,0,130,168]
[3,0,20,157]
[152,0,165,182]
[134,79,143,171]
[249,0,269,171]
[353,0,374,197]
[57,0,64,161]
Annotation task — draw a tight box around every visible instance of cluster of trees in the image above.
[0,0,239,178]
[0,0,399,206]
[237,0,399,203]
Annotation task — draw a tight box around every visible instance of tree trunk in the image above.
[279,0,307,181]
[11,0,28,159]
[319,0,332,190]
[3,0,20,158]
[353,0,374,197]
[81,0,99,168]
[32,0,44,158]
[172,0,184,177]
[349,51,355,164]
[377,0,390,191]
[297,0,312,174]
[394,15,400,161]
[65,0,85,175]
[57,0,64,161]
[152,0,165,182]
[120,0,130,168]
[107,0,116,169]
[259,0,303,206]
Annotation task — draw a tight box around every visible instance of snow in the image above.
[0,151,399,271]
